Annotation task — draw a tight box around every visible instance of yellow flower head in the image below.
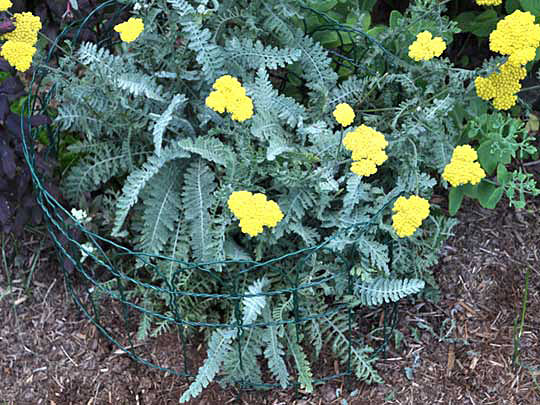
[213,75,244,94]
[0,0,12,11]
[206,75,254,122]
[228,95,254,122]
[1,41,36,72]
[408,31,446,61]
[227,191,283,237]
[343,125,388,177]
[475,0,502,5]
[489,11,540,66]
[442,145,486,187]
[475,61,526,110]
[391,195,430,238]
[333,103,355,127]
[114,17,144,43]
[3,12,42,46]
[351,159,377,177]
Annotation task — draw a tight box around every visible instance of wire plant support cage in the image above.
[20,1,402,398]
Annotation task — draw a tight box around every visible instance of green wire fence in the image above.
[20,1,401,396]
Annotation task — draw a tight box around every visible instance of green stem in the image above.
[519,85,540,93]
[518,265,531,339]
[357,107,398,113]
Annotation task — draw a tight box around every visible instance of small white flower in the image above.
[80,242,96,263]
[133,3,141,11]
[196,4,211,14]
[71,208,90,224]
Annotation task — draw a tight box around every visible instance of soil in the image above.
[1,198,540,405]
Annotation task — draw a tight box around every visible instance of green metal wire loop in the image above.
[19,1,402,394]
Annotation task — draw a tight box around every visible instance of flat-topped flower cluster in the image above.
[391,196,430,238]
[205,75,254,122]
[227,191,284,237]
[343,124,389,177]
[442,145,486,187]
[0,1,42,72]
[476,11,540,110]
[408,31,446,62]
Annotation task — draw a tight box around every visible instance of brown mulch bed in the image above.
[1,199,539,404]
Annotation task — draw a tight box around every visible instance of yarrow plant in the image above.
[475,10,540,110]
[408,31,446,61]
[205,75,254,122]
[333,102,355,127]
[475,0,502,5]
[0,0,11,11]
[442,145,486,187]
[391,196,430,238]
[44,0,534,401]
[0,4,42,72]
[227,191,283,237]
[342,125,388,177]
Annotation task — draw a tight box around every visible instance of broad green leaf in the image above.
[477,181,502,209]
[389,10,402,29]
[456,10,498,37]
[308,0,337,12]
[520,0,540,16]
[496,163,510,184]
[506,0,521,13]
[477,140,497,175]
[462,183,478,198]
[448,187,464,216]
[486,186,504,208]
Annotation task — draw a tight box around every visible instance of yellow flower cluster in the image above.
[113,17,144,43]
[408,31,446,61]
[391,196,430,238]
[342,125,388,177]
[476,11,540,110]
[206,75,254,122]
[0,0,12,11]
[1,41,36,72]
[442,145,486,187]
[489,10,540,66]
[333,103,355,127]
[227,191,283,237]
[0,10,41,72]
[475,62,526,110]
[475,0,502,5]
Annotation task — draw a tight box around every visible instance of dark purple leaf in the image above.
[14,207,29,235]
[46,0,67,20]
[31,206,42,225]
[0,177,8,190]
[0,17,15,35]
[1,222,12,233]
[5,112,20,137]
[0,96,9,122]
[0,196,9,224]
[0,144,15,178]
[0,59,13,73]
[76,28,97,43]
[0,77,24,96]
[6,112,32,139]
[23,194,35,208]
[34,3,48,23]
[30,114,52,127]
[17,172,30,199]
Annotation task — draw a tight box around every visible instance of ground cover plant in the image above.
[11,0,540,402]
